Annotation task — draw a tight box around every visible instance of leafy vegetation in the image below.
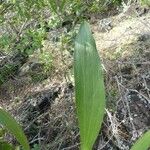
[0,108,30,150]
[141,0,150,6]
[0,0,150,150]
[74,21,106,150]
[0,0,122,53]
[131,130,150,150]
[74,21,150,150]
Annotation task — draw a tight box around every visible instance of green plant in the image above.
[30,72,47,83]
[31,144,40,150]
[74,20,150,150]
[141,0,150,6]
[130,130,150,150]
[0,64,18,85]
[39,51,52,73]
[0,108,30,150]
[74,21,106,150]
[0,34,13,52]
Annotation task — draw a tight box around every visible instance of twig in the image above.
[62,143,80,150]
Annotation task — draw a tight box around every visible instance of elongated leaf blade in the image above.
[0,141,14,150]
[74,21,106,150]
[0,108,30,150]
[131,130,150,150]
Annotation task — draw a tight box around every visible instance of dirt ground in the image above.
[93,5,150,150]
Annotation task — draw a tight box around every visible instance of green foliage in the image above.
[0,141,14,150]
[30,72,47,83]
[31,144,40,150]
[39,51,52,73]
[0,108,30,150]
[0,64,18,85]
[74,20,150,150]
[1,1,149,150]
[0,0,123,57]
[0,0,47,55]
[74,21,106,150]
[0,34,13,51]
[112,0,122,5]
[141,0,150,6]
[28,50,52,83]
[131,130,150,150]
[22,29,46,55]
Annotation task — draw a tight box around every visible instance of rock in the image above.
[98,18,113,32]
[30,62,44,72]
[0,52,28,85]
[137,34,150,42]
[25,86,61,113]
[19,61,44,76]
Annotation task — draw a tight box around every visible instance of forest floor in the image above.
[0,3,150,150]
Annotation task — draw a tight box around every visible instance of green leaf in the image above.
[0,141,14,150]
[0,108,30,150]
[130,130,150,150]
[48,0,57,14]
[0,128,6,138]
[60,0,67,12]
[74,21,106,150]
